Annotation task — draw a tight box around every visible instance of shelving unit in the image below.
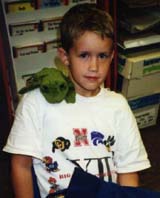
[117,0,160,129]
[2,2,81,92]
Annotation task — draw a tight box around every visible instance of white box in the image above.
[118,50,160,79]
[133,104,159,129]
[13,42,44,58]
[45,39,60,51]
[41,17,62,31]
[9,20,39,36]
[121,72,160,99]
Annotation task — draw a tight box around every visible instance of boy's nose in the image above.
[88,57,98,72]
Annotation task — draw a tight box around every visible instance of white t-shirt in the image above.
[3,88,150,198]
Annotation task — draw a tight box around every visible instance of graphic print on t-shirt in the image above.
[45,128,115,197]
[73,128,89,146]
[52,137,71,152]
[69,130,115,181]
[43,156,60,172]
[48,177,60,194]
[91,131,115,152]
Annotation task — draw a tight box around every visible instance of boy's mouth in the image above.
[85,76,99,81]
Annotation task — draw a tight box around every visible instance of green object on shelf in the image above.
[19,67,76,104]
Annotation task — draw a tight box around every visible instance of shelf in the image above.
[13,49,65,90]
[6,5,74,24]
[10,30,58,46]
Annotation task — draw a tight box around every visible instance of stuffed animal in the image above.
[19,67,76,103]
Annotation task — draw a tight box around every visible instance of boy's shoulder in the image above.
[102,88,129,109]
[103,88,126,102]
[20,88,48,106]
[22,87,43,99]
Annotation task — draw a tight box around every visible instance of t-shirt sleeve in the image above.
[114,95,151,173]
[3,90,44,159]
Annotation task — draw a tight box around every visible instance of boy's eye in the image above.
[79,52,89,58]
[98,53,109,59]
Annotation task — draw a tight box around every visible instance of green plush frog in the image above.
[19,68,76,103]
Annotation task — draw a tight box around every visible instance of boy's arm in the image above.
[11,154,34,198]
[117,172,139,187]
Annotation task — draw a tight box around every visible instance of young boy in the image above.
[3,3,150,198]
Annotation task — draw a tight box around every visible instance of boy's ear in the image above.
[110,50,114,60]
[57,48,69,66]
[108,50,114,65]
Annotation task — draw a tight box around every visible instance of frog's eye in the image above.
[41,85,49,92]
[59,83,67,91]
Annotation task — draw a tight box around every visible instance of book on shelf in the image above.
[118,30,160,52]
[119,7,160,34]
[36,0,68,8]
[5,0,36,13]
[120,0,160,8]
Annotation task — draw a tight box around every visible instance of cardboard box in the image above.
[9,20,39,36]
[45,39,61,51]
[120,72,160,99]
[128,93,160,129]
[128,93,160,110]
[13,42,44,58]
[133,104,159,129]
[41,17,62,31]
[118,50,160,79]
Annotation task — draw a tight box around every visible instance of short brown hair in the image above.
[59,3,114,52]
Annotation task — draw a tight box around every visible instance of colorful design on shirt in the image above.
[91,131,115,152]
[48,131,116,192]
[48,177,60,194]
[91,131,104,145]
[73,128,89,146]
[43,156,59,172]
[52,137,70,152]
[104,136,115,152]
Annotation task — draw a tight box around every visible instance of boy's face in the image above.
[59,31,114,97]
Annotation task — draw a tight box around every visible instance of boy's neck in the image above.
[75,87,101,97]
